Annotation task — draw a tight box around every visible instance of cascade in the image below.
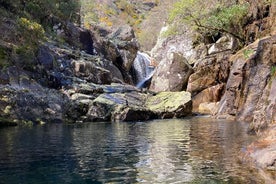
[132,51,155,88]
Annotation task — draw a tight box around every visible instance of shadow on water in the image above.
[0,117,267,183]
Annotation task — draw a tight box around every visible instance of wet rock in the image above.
[146,91,192,118]
[246,127,276,172]
[150,52,193,92]
[92,25,139,83]
[112,105,155,122]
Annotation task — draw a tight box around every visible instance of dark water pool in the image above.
[0,117,265,183]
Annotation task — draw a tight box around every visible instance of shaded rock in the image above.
[0,68,68,123]
[187,53,231,95]
[92,25,139,83]
[64,22,94,54]
[112,105,155,122]
[72,60,112,84]
[0,117,18,127]
[192,84,225,112]
[87,91,149,121]
[150,52,193,92]
[217,36,276,126]
[38,46,54,70]
[146,91,192,118]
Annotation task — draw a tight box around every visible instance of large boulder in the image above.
[207,35,238,55]
[146,91,192,118]
[150,52,193,92]
[87,91,150,122]
[84,88,192,122]
[151,25,195,64]
[63,22,94,54]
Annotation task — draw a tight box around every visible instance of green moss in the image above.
[271,66,276,78]
[243,48,254,59]
[146,91,191,112]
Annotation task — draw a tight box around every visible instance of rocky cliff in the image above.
[149,0,275,172]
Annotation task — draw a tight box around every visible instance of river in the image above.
[0,117,264,183]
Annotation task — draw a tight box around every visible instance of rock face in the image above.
[0,67,68,124]
[150,52,193,92]
[92,25,139,84]
[216,36,276,128]
[187,53,231,95]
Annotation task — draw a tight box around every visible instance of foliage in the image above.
[242,48,254,59]
[17,18,45,45]
[1,0,80,24]
[16,18,45,70]
[80,0,98,27]
[168,0,249,44]
[271,66,276,78]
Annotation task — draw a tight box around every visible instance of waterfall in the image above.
[132,51,155,88]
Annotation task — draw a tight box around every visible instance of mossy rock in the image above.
[0,117,18,127]
[146,91,192,118]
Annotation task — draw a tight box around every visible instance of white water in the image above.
[133,51,155,88]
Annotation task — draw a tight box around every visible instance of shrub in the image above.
[17,17,45,46]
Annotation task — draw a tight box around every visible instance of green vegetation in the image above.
[168,0,249,45]
[271,66,276,78]
[243,48,254,59]
[0,0,80,24]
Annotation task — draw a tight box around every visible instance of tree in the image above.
[168,0,249,43]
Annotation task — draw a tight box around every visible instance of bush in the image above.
[17,17,45,46]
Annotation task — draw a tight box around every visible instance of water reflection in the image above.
[0,117,265,183]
